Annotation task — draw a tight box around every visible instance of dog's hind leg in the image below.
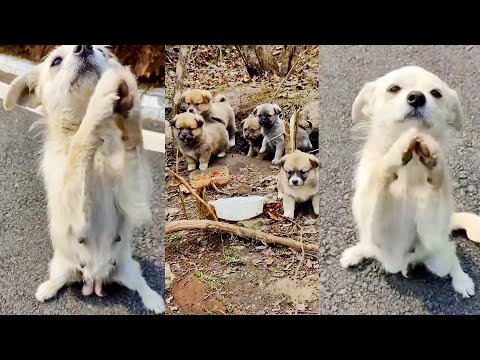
[114,258,165,314]
[36,253,74,302]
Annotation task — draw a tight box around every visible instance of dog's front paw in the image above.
[187,164,197,171]
[452,271,475,298]
[114,80,134,117]
[283,209,294,219]
[229,139,235,147]
[142,290,165,314]
[340,245,365,268]
[272,158,281,166]
[217,152,226,158]
[415,134,438,170]
[401,136,418,166]
[199,163,208,171]
[277,192,284,200]
[35,281,59,302]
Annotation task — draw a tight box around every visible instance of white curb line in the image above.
[0,53,165,153]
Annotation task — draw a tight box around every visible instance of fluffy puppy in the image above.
[277,150,319,219]
[240,115,271,159]
[170,112,229,171]
[255,103,313,164]
[340,66,474,297]
[4,45,164,313]
[181,89,236,147]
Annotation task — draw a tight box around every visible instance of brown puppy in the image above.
[170,112,229,171]
[277,150,319,219]
[181,89,236,147]
[240,115,272,159]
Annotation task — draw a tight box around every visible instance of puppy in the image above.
[181,89,236,147]
[340,66,474,297]
[277,150,319,219]
[240,115,270,159]
[170,112,229,171]
[4,45,165,313]
[255,103,313,165]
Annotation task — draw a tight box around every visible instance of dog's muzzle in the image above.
[289,175,304,187]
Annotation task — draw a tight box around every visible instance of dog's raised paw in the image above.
[35,281,59,302]
[142,290,165,314]
[401,137,417,165]
[340,245,365,268]
[114,80,134,116]
[452,272,475,298]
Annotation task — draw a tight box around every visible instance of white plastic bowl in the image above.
[209,196,265,221]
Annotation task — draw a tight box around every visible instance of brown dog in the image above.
[181,89,236,147]
[240,115,272,159]
[170,112,229,171]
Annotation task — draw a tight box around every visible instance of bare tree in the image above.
[173,46,191,116]
[236,45,279,77]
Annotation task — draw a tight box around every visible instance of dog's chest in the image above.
[389,158,432,199]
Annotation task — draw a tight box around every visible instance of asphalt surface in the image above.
[0,106,165,315]
[319,45,480,315]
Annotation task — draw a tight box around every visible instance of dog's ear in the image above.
[352,81,376,123]
[201,90,213,104]
[253,106,259,116]
[240,118,246,128]
[4,66,41,110]
[180,90,188,103]
[195,115,205,127]
[448,89,464,130]
[277,155,287,167]
[273,103,283,118]
[169,115,178,126]
[309,154,320,169]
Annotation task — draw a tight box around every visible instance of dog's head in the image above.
[4,45,117,119]
[278,150,319,187]
[254,103,283,128]
[181,89,213,115]
[169,112,205,143]
[241,115,263,142]
[352,66,464,131]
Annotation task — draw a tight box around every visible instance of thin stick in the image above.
[178,188,188,219]
[269,46,313,103]
[211,182,229,195]
[166,220,319,252]
[167,170,218,221]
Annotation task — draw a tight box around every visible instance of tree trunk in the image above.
[173,46,191,116]
[280,45,307,76]
[254,45,279,76]
[236,45,279,77]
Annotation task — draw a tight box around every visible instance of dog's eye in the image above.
[387,85,401,93]
[286,170,292,175]
[51,57,62,67]
[301,170,307,175]
[430,89,442,98]
[195,103,200,106]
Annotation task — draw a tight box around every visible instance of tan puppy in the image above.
[240,115,270,159]
[170,112,229,171]
[277,150,319,219]
[341,66,474,297]
[181,89,236,147]
[4,45,164,313]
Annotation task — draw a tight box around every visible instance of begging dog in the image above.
[340,66,474,297]
[4,45,165,313]
[170,112,229,171]
[255,103,312,165]
[240,115,270,159]
[181,89,236,147]
[277,150,319,219]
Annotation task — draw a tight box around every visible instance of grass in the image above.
[194,271,225,288]
[224,248,246,266]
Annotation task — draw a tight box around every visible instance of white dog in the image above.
[4,45,165,313]
[340,66,474,298]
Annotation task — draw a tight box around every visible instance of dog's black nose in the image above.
[291,179,299,185]
[407,91,426,108]
[74,45,94,58]
[188,108,194,113]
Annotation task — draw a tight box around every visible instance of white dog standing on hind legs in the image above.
[340,66,475,298]
[4,45,165,313]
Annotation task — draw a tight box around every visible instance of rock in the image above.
[237,218,268,230]
[236,184,253,195]
[299,100,320,132]
[467,185,477,194]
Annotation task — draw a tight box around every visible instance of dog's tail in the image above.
[451,212,480,243]
[213,93,227,103]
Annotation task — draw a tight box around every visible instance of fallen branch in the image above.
[166,220,319,252]
[167,170,218,221]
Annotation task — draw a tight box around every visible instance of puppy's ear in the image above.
[309,154,320,169]
[201,90,213,104]
[352,81,376,123]
[448,89,464,130]
[240,118,246,128]
[253,106,259,116]
[277,155,287,167]
[4,66,41,110]
[180,90,188,103]
[195,115,205,127]
[169,115,178,126]
[273,104,283,118]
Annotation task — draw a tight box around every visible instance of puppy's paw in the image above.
[340,245,365,268]
[277,192,284,200]
[187,164,197,171]
[415,134,438,170]
[229,139,236,147]
[142,290,165,314]
[452,271,475,298]
[283,210,294,219]
[35,281,59,302]
[82,283,94,296]
[272,158,281,166]
[199,163,208,171]
[114,80,134,117]
[401,137,418,166]
[217,152,226,158]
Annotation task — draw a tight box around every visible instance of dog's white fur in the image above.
[4,45,165,313]
[340,66,474,297]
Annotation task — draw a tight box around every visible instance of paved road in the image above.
[319,45,480,314]
[0,106,164,315]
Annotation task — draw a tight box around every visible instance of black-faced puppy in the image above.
[241,115,271,159]
[181,89,236,147]
[277,150,319,219]
[170,112,229,171]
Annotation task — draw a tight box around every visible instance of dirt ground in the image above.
[164,45,319,315]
